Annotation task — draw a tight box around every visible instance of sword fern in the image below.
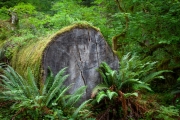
[0,64,92,119]
[92,53,170,119]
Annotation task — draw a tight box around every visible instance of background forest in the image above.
[0,0,180,119]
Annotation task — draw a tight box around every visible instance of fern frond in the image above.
[54,84,73,103]
[100,62,112,86]
[105,70,117,83]
[65,86,87,107]
[42,67,54,95]
[119,79,141,89]
[106,90,118,100]
[48,67,69,94]
[133,83,152,91]
[121,52,131,62]
[72,85,87,95]
[2,67,23,89]
[91,84,108,98]
[142,70,171,83]
[139,62,157,77]
[100,62,112,73]
[96,91,107,103]
[72,99,92,119]
[124,92,138,98]
[45,86,59,106]
[98,62,117,86]
[45,67,54,90]
[0,90,25,100]
[0,65,30,99]
[45,67,69,106]
[0,75,16,90]
[97,68,108,86]
[26,68,39,97]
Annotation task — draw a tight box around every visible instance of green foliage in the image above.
[124,92,138,98]
[156,105,179,120]
[50,0,107,36]
[96,52,169,93]
[0,20,14,41]
[0,7,9,20]
[97,62,117,87]
[171,77,180,108]
[106,90,118,100]
[0,0,180,119]
[94,52,169,99]
[93,54,156,102]
[95,91,107,103]
[0,64,92,119]
[9,3,36,16]
[119,53,171,87]
[95,90,117,103]
[109,0,180,90]
[0,0,109,52]
[171,77,180,95]
[91,53,170,119]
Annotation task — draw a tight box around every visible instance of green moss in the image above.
[0,40,6,48]
[11,23,100,84]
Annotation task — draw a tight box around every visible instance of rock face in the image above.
[42,27,119,100]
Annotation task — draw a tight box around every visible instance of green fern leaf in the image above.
[143,70,171,83]
[41,67,54,95]
[72,99,91,119]
[133,83,152,91]
[106,90,118,100]
[98,62,118,86]
[0,65,30,98]
[48,68,69,93]
[45,67,69,106]
[97,68,109,86]
[91,84,108,98]
[45,86,59,106]
[54,84,73,103]
[124,92,138,98]
[72,86,87,95]
[119,79,140,89]
[96,91,107,103]
[26,68,39,97]
[65,86,87,107]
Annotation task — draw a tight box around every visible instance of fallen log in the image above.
[11,23,119,100]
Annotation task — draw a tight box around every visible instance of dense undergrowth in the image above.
[0,53,180,119]
[0,0,180,119]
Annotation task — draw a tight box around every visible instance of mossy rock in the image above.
[11,23,119,100]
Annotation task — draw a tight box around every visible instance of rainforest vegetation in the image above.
[0,0,180,119]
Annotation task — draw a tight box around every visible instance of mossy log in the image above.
[11,23,119,100]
